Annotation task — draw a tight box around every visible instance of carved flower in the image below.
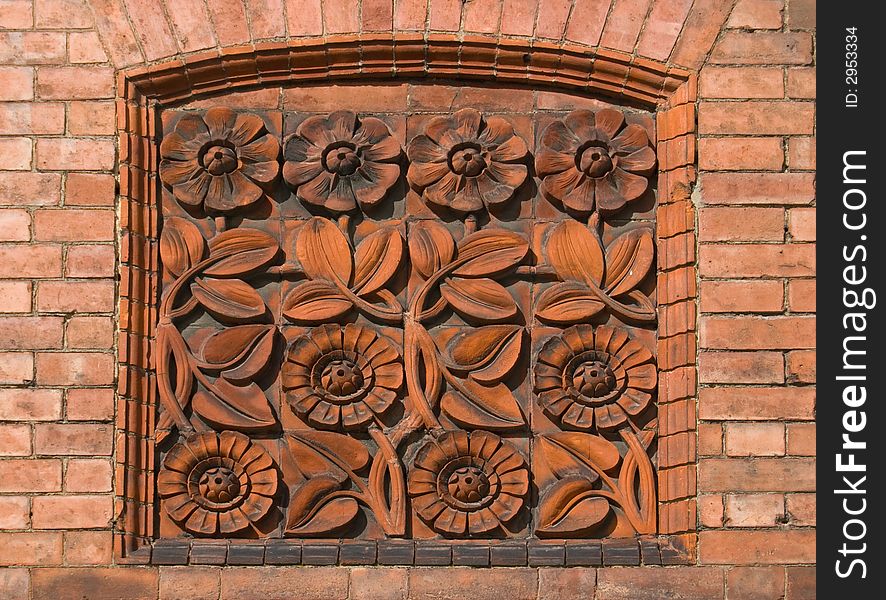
[159,107,280,213]
[408,430,529,536]
[158,430,278,535]
[534,324,656,431]
[535,109,656,216]
[282,111,402,213]
[407,108,529,214]
[282,323,403,430]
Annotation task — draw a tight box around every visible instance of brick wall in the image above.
[0,1,815,598]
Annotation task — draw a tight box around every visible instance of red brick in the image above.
[36,138,115,170]
[701,172,815,205]
[0,102,65,134]
[322,0,359,34]
[699,66,783,99]
[700,244,814,277]
[0,281,32,313]
[0,532,63,566]
[698,422,723,455]
[565,0,610,46]
[787,279,815,312]
[0,32,66,65]
[68,31,108,63]
[0,423,31,456]
[464,0,502,34]
[0,352,34,385]
[711,32,813,64]
[670,0,734,70]
[361,0,392,31]
[699,494,724,527]
[699,458,815,492]
[0,459,61,492]
[699,280,784,313]
[0,138,32,170]
[787,423,815,456]
[68,101,116,135]
[698,137,784,171]
[34,423,113,455]
[700,316,815,350]
[597,567,724,600]
[409,568,537,600]
[786,493,815,526]
[220,567,348,599]
[165,2,218,52]
[725,423,785,456]
[788,137,815,170]
[37,280,115,312]
[0,67,34,101]
[536,0,573,39]
[726,493,785,528]
[727,0,783,29]
[0,244,61,278]
[36,351,114,385]
[786,349,815,383]
[726,567,785,600]
[248,0,287,38]
[600,0,653,52]
[0,172,60,205]
[500,0,536,36]
[699,352,784,384]
[35,0,94,28]
[636,0,694,61]
[34,209,115,242]
[788,207,815,241]
[87,0,143,67]
[283,83,408,113]
[283,0,322,36]
[699,101,814,134]
[123,0,177,61]
[159,566,221,600]
[349,567,408,600]
[0,1,33,29]
[700,530,815,564]
[35,66,114,99]
[699,207,784,242]
[0,496,29,529]
[66,387,114,421]
[64,531,113,565]
[31,568,159,599]
[65,173,116,206]
[66,315,114,349]
[31,495,113,529]
[66,244,115,278]
[0,316,64,350]
[0,209,30,241]
[699,387,815,420]
[65,458,113,492]
[787,0,814,28]
[787,67,815,99]
[537,568,597,600]
[427,0,460,30]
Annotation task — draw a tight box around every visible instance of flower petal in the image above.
[562,177,597,214]
[538,336,573,368]
[449,178,484,213]
[353,161,400,208]
[160,132,201,161]
[611,167,649,204]
[627,363,658,391]
[204,107,238,141]
[534,148,575,178]
[424,171,461,210]
[424,115,460,146]
[160,158,202,187]
[609,123,650,154]
[412,492,446,521]
[296,171,339,210]
[229,113,267,147]
[207,171,262,212]
[540,168,583,205]
[595,404,627,430]
[485,161,527,190]
[324,176,358,213]
[491,133,529,162]
[298,115,338,147]
[490,491,522,523]
[590,108,625,140]
[593,172,626,215]
[408,160,451,189]
[476,173,515,208]
[468,508,500,534]
[308,401,342,428]
[283,160,325,189]
[172,171,212,207]
[539,390,573,417]
[617,146,657,174]
[218,507,249,533]
[564,110,600,141]
[240,160,279,183]
[327,110,358,142]
[618,388,652,415]
[164,493,198,521]
[172,113,210,141]
[185,507,218,535]
[562,402,594,429]
[407,135,448,163]
[434,506,467,535]
[453,108,482,139]
[239,134,279,164]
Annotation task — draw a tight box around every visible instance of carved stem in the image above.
[368,425,407,535]
[620,428,657,532]
[155,324,201,435]
[585,280,657,322]
[404,321,444,433]
[214,215,227,233]
[463,213,478,235]
[337,213,351,236]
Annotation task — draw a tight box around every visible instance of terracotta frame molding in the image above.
[115,33,698,565]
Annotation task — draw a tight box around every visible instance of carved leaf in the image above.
[452,229,529,277]
[546,220,604,287]
[441,380,525,430]
[160,217,205,278]
[285,496,359,536]
[296,217,353,285]
[440,278,518,322]
[352,227,404,296]
[537,476,610,536]
[444,325,523,383]
[191,277,266,321]
[282,280,353,322]
[535,282,605,324]
[200,324,272,366]
[283,434,345,483]
[204,228,278,277]
[539,432,621,480]
[290,430,371,472]
[192,380,276,429]
[604,227,654,297]
[285,475,341,530]
[409,220,456,279]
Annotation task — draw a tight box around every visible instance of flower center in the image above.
[572,360,617,398]
[577,143,614,177]
[447,466,491,504]
[448,142,487,177]
[201,144,238,176]
[198,466,241,503]
[320,359,365,398]
[323,142,362,176]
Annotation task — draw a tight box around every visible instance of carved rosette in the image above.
[408,430,529,536]
[282,323,403,431]
[282,111,402,213]
[160,107,280,213]
[406,108,529,214]
[535,109,656,217]
[158,431,278,535]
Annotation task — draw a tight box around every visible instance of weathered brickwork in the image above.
[0,1,814,598]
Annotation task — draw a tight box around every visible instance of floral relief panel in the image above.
[154,91,659,544]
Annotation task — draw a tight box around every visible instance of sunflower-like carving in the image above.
[407,108,529,214]
[282,110,402,213]
[159,107,280,213]
[408,430,529,536]
[534,324,657,431]
[282,324,403,431]
[535,109,656,217]
[158,431,278,535]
